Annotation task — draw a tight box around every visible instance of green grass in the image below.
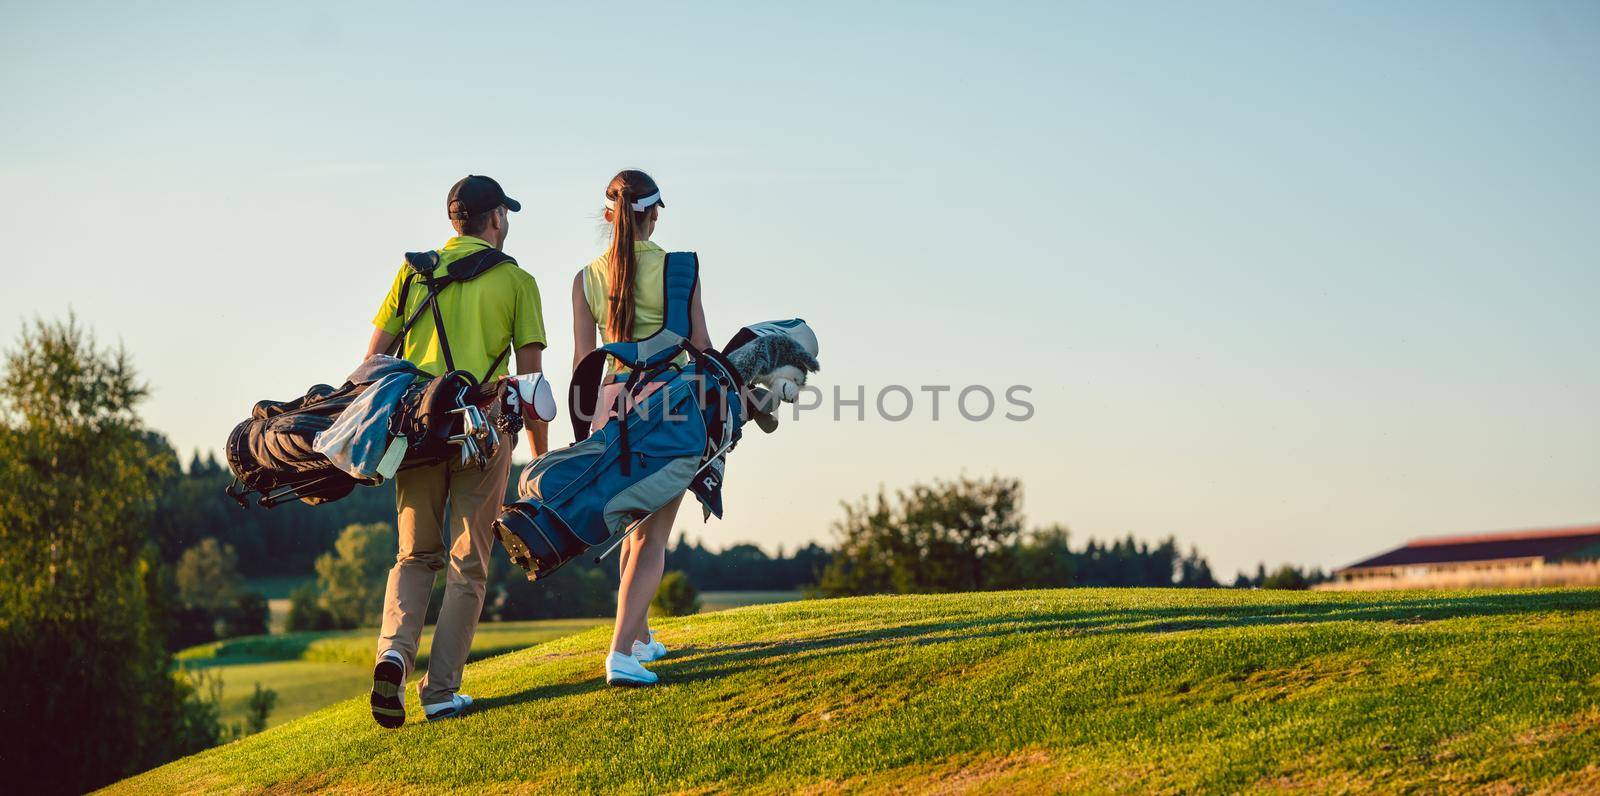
[119,589,1600,793]
[178,619,606,731]
[204,661,374,729]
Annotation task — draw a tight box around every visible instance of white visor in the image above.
[604,190,662,213]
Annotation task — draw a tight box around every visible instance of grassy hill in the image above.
[176,619,608,729]
[115,588,1600,793]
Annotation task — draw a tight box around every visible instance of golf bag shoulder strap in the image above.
[568,251,699,441]
[386,248,519,377]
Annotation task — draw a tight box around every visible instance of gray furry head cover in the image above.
[726,333,820,401]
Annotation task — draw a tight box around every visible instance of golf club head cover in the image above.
[510,373,558,422]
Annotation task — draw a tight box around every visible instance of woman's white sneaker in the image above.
[606,651,658,686]
[632,635,668,662]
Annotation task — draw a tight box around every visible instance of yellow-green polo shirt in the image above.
[582,239,672,343]
[372,236,546,379]
[581,240,690,372]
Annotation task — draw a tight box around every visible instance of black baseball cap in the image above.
[447,175,521,219]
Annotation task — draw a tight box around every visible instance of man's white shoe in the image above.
[422,692,473,721]
[606,651,658,686]
[370,651,407,729]
[632,634,668,662]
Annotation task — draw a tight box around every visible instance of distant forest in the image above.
[161,451,831,590]
[164,453,1325,597]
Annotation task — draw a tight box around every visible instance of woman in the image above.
[572,169,711,686]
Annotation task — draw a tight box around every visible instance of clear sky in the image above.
[3,1,1596,578]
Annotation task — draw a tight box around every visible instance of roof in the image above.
[1340,524,1600,572]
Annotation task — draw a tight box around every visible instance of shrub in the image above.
[245,682,278,734]
[285,583,336,632]
[652,571,701,617]
[495,564,614,620]
[226,593,271,638]
[313,522,394,628]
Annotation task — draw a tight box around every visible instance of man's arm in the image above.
[515,343,548,458]
[366,328,397,360]
[368,266,408,360]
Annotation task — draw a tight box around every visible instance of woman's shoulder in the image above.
[576,256,607,306]
[578,252,608,283]
[582,249,611,270]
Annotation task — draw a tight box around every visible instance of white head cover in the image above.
[604,190,662,213]
[741,319,819,357]
[509,373,558,422]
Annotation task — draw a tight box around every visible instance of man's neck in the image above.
[463,232,503,249]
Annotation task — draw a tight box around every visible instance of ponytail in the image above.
[602,169,662,342]
[605,188,637,343]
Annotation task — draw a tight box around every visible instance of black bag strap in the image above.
[388,272,420,357]
[482,346,512,384]
[384,248,517,379]
[422,268,456,373]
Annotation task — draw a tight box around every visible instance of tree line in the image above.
[812,476,1328,596]
[279,524,836,631]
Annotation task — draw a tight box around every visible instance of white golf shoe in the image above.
[422,692,473,721]
[632,631,668,662]
[606,651,658,686]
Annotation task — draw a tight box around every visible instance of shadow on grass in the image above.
[471,677,607,713]
[480,590,1600,712]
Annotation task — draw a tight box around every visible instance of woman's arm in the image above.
[572,271,598,371]
[689,276,712,350]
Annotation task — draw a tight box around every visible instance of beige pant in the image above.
[375,440,512,705]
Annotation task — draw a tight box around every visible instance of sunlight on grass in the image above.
[123,589,1600,794]
[179,618,607,731]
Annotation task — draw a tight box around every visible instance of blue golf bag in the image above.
[493,252,751,580]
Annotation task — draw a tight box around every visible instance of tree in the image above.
[228,592,271,637]
[709,544,771,590]
[285,582,336,631]
[814,476,1224,596]
[171,539,270,640]
[1261,564,1330,590]
[0,317,219,793]
[1177,545,1218,587]
[816,476,1026,596]
[314,522,394,628]
[175,538,246,615]
[1262,565,1309,590]
[992,524,1075,588]
[652,571,702,616]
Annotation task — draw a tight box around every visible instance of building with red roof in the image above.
[1329,524,1600,590]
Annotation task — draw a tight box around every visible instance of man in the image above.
[364,175,549,726]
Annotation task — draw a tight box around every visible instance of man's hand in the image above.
[514,343,550,458]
